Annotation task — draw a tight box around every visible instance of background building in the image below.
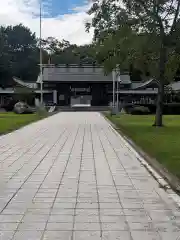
[36,64,158,106]
[1,64,178,107]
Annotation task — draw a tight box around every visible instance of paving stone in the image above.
[51,208,74,215]
[22,214,49,223]
[100,209,124,216]
[121,202,144,209]
[0,215,23,223]
[159,232,180,240]
[153,221,180,232]
[29,202,53,209]
[73,231,101,240]
[125,214,151,222]
[130,231,161,240]
[33,198,54,203]
[26,208,51,215]
[74,215,99,223]
[18,222,46,231]
[75,209,99,216]
[53,202,76,209]
[0,231,14,240]
[77,198,98,203]
[128,221,155,231]
[46,222,73,231]
[13,231,43,240]
[100,215,126,223]
[43,231,72,240]
[1,208,27,215]
[78,193,98,198]
[76,203,98,209]
[55,198,76,203]
[48,215,73,222]
[102,231,132,240]
[0,112,179,238]
[74,222,101,231]
[0,223,19,231]
[98,197,119,203]
[35,192,56,198]
[102,222,128,231]
[123,208,148,216]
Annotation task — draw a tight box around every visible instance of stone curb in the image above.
[102,113,180,206]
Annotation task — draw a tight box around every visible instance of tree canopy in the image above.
[86,0,180,126]
[0,24,41,87]
[41,37,96,65]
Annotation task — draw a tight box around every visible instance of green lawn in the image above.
[106,114,180,179]
[0,112,46,134]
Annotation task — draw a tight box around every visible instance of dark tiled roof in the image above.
[169,81,180,91]
[13,77,37,89]
[132,79,158,90]
[42,66,113,82]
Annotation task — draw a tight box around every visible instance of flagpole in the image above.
[112,70,115,108]
[117,65,121,112]
[40,0,43,104]
[116,72,119,110]
[116,64,120,113]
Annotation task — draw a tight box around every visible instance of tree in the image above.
[42,37,70,54]
[72,45,97,64]
[0,27,13,87]
[42,37,96,64]
[0,24,45,86]
[87,0,180,126]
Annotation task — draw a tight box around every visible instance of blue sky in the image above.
[45,0,87,16]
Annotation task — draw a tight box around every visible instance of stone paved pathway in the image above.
[0,112,179,239]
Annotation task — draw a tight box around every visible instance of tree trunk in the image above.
[153,38,166,127]
[154,81,164,126]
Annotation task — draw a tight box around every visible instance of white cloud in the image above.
[0,0,93,45]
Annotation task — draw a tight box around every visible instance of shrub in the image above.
[131,105,150,115]
[2,99,17,111]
